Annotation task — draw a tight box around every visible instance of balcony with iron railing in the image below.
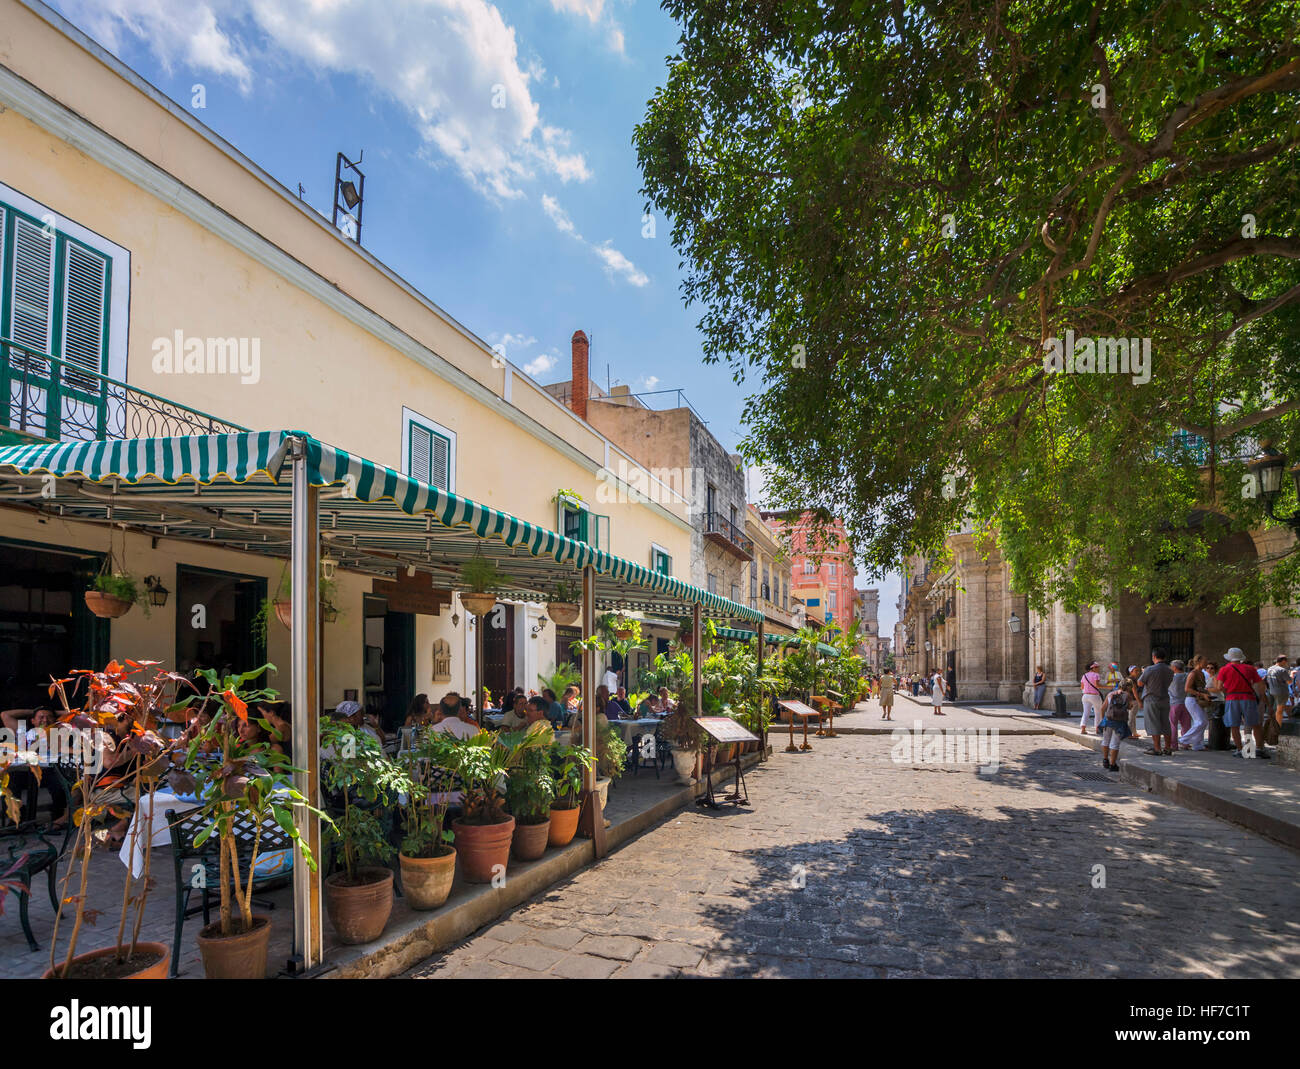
[703,509,754,560]
[2,338,246,444]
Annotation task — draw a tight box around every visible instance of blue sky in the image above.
[45,0,899,634]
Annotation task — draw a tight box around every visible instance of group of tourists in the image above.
[861,668,948,722]
[1077,647,1298,768]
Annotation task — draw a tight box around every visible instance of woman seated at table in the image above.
[657,687,675,712]
[405,693,434,730]
[561,685,581,724]
[238,711,286,756]
[262,702,292,758]
[638,693,663,716]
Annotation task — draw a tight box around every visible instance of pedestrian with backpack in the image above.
[1098,671,1137,771]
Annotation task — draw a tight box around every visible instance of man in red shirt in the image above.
[1212,647,1268,758]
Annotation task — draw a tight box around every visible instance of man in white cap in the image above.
[335,699,386,748]
[1211,648,1268,758]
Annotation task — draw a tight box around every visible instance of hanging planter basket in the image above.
[613,627,634,640]
[84,591,134,619]
[460,591,498,617]
[546,601,580,626]
[274,600,293,629]
[323,606,339,624]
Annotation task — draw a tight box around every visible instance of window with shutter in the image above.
[401,408,455,492]
[61,242,108,393]
[10,215,54,373]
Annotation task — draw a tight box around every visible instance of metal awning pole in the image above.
[474,609,485,720]
[756,620,766,759]
[692,602,702,714]
[289,437,322,971]
[582,565,596,792]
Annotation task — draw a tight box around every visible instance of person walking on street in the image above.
[879,668,895,721]
[1212,647,1269,758]
[1079,661,1104,735]
[1181,655,1211,751]
[1168,659,1190,750]
[930,669,947,716]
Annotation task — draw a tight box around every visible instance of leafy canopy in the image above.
[636,0,1300,611]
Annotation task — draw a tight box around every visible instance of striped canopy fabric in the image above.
[714,626,836,654]
[0,430,762,623]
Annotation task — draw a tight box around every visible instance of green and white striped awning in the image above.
[0,430,762,623]
[714,626,836,654]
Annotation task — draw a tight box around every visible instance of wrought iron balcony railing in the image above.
[2,338,246,442]
[703,509,755,559]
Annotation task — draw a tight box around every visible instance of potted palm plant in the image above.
[547,743,594,846]
[505,736,556,860]
[545,580,582,626]
[396,731,461,910]
[177,666,323,977]
[441,727,550,882]
[319,719,412,944]
[43,661,182,979]
[458,553,509,618]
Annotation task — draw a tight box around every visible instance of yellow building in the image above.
[0,0,700,717]
[741,505,796,634]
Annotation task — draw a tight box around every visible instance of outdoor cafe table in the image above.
[606,718,661,747]
[119,789,201,879]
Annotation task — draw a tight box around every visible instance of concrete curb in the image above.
[324,751,765,978]
[1033,719,1300,853]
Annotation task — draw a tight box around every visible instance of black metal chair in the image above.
[630,729,660,778]
[1,824,59,951]
[653,723,673,772]
[166,807,294,977]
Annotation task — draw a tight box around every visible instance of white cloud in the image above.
[540,194,649,288]
[523,352,558,377]
[639,375,659,390]
[491,331,538,350]
[548,0,624,54]
[59,0,590,199]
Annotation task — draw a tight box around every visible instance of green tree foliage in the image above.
[636,0,1300,612]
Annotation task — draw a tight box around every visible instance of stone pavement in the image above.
[405,729,1300,979]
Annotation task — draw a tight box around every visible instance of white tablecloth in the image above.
[119,790,200,879]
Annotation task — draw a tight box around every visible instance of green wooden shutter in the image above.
[60,240,108,393]
[9,215,54,369]
[408,421,432,482]
[590,513,609,551]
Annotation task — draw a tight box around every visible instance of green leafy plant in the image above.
[505,745,555,825]
[597,723,628,779]
[177,666,326,935]
[439,727,551,825]
[459,555,510,592]
[551,488,584,504]
[319,719,413,882]
[398,730,462,858]
[538,662,582,699]
[547,579,582,604]
[550,744,595,809]
[90,572,150,616]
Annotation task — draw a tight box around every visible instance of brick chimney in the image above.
[570,329,589,421]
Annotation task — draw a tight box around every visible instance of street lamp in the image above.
[1247,443,1300,531]
[144,575,169,608]
[1008,611,1022,634]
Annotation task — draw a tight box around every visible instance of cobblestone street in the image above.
[406,728,1300,979]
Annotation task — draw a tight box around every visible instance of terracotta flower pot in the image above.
[511,818,551,861]
[196,915,272,979]
[84,591,133,619]
[324,867,394,945]
[460,592,497,617]
[547,601,580,625]
[43,941,170,980]
[548,804,581,847]
[452,816,515,883]
[274,599,293,629]
[398,848,456,911]
[613,628,634,640]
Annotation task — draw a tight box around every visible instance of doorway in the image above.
[363,596,415,732]
[482,604,515,702]
[0,539,108,708]
[175,565,266,679]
